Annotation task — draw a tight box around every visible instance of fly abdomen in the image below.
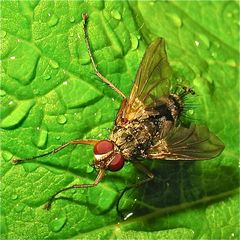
[153,95,183,123]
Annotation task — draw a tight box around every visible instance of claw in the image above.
[82,13,88,22]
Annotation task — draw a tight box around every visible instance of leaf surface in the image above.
[1,1,239,239]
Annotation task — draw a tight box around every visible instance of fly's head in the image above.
[93,140,125,172]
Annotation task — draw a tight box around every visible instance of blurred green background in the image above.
[0,1,239,239]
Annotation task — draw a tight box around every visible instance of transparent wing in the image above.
[148,124,225,160]
[117,38,172,124]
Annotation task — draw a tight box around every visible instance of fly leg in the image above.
[12,139,98,164]
[82,13,127,100]
[116,161,154,219]
[12,139,104,210]
[44,169,105,210]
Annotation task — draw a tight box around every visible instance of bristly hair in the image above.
[172,84,199,127]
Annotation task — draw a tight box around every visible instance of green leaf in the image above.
[1,1,239,239]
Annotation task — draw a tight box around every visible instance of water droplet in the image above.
[48,14,59,27]
[2,151,13,162]
[49,59,59,69]
[211,51,217,59]
[79,51,90,65]
[69,16,75,23]
[1,30,7,37]
[226,59,237,67]
[198,34,210,49]
[0,100,34,129]
[130,33,139,51]
[33,89,39,95]
[63,81,68,85]
[187,109,194,115]
[124,212,133,221]
[0,89,6,96]
[5,42,39,85]
[111,10,122,20]
[36,127,48,148]
[11,194,18,200]
[23,162,38,173]
[57,115,67,125]
[56,136,61,140]
[194,40,200,47]
[49,215,67,232]
[86,165,94,173]
[15,203,25,213]
[44,74,51,80]
[168,14,183,28]
[214,42,220,49]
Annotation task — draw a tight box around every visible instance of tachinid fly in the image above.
[12,14,224,211]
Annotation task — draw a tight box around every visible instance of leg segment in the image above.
[82,13,126,99]
[44,169,105,210]
[12,139,99,164]
[116,161,154,218]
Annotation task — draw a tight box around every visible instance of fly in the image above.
[12,13,224,212]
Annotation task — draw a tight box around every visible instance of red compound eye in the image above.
[94,140,114,154]
[108,154,125,172]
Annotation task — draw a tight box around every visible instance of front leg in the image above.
[116,161,154,219]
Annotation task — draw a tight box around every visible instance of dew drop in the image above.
[0,100,34,129]
[111,10,122,20]
[168,14,183,28]
[211,51,217,59]
[1,30,7,37]
[86,165,94,173]
[48,14,59,27]
[56,136,61,140]
[49,215,67,232]
[23,162,38,173]
[198,34,210,49]
[130,33,139,51]
[194,40,200,47]
[79,52,91,65]
[44,74,51,80]
[226,59,237,67]
[0,89,6,96]
[57,115,67,125]
[33,89,39,95]
[15,203,25,213]
[2,151,13,162]
[69,16,75,23]
[124,212,134,221]
[36,127,48,148]
[11,194,18,200]
[187,109,194,115]
[10,56,16,60]
[49,59,59,69]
